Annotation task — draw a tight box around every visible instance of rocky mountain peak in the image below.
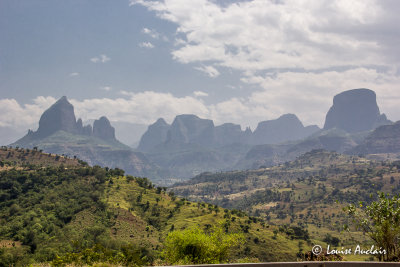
[154,118,168,126]
[93,116,116,141]
[21,97,119,143]
[251,113,319,145]
[35,96,78,138]
[137,118,171,152]
[166,114,215,146]
[214,123,247,145]
[323,88,391,133]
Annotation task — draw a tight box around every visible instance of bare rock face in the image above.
[137,118,170,152]
[251,114,320,145]
[93,116,116,141]
[76,118,83,130]
[214,123,250,145]
[165,114,215,147]
[22,97,118,142]
[35,96,78,138]
[82,125,93,136]
[323,89,391,133]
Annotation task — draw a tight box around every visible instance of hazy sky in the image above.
[1,0,400,134]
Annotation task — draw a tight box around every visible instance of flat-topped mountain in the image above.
[215,123,251,145]
[10,88,398,184]
[136,113,319,180]
[323,88,391,133]
[165,114,215,148]
[138,113,319,153]
[251,114,320,145]
[135,88,394,178]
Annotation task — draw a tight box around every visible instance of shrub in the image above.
[162,224,243,265]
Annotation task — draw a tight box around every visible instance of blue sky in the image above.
[1,0,400,138]
[0,0,215,99]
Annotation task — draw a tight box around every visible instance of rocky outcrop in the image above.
[165,115,215,148]
[347,121,400,154]
[76,118,83,130]
[35,96,79,138]
[82,125,93,136]
[138,113,318,153]
[323,89,391,133]
[137,118,170,152]
[16,96,118,143]
[251,114,320,145]
[93,116,116,141]
[214,123,250,145]
[11,97,160,180]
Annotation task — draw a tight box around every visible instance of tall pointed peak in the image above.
[155,118,168,125]
[93,116,116,141]
[34,96,78,138]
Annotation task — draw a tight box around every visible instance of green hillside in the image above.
[0,147,313,266]
[0,145,83,168]
[171,149,400,259]
[11,130,163,180]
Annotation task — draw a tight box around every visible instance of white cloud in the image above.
[142,27,169,41]
[139,42,155,49]
[69,72,80,77]
[237,68,400,127]
[130,1,400,94]
[90,54,111,63]
[142,27,160,39]
[193,91,208,97]
[70,91,210,125]
[2,70,400,137]
[131,0,388,71]
[128,0,400,127]
[7,1,400,140]
[195,65,220,78]
[100,86,112,91]
[0,96,56,128]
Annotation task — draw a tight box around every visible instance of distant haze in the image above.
[2,0,400,138]
[85,120,148,148]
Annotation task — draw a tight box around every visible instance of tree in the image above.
[344,192,400,261]
[162,224,243,265]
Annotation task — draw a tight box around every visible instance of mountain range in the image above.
[9,88,399,184]
[11,96,163,179]
[135,88,394,181]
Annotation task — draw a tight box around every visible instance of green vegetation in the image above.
[345,192,400,261]
[162,224,243,265]
[0,148,307,266]
[0,145,80,168]
[11,129,163,180]
[3,147,399,265]
[171,149,400,260]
